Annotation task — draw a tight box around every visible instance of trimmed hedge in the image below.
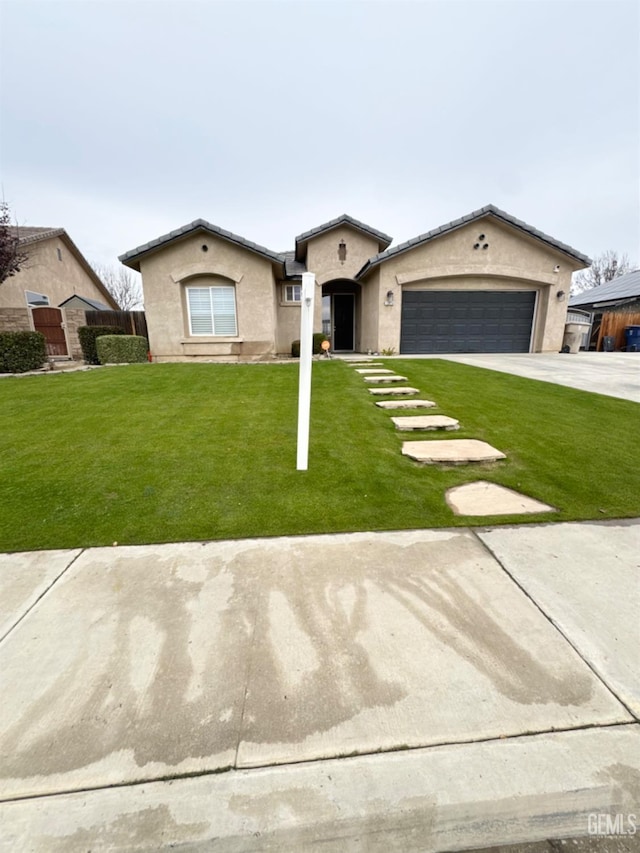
[0,331,47,374]
[291,333,330,358]
[96,335,149,364]
[78,325,126,364]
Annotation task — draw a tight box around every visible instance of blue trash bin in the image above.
[625,326,640,352]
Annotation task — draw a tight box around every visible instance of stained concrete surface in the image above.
[402,439,506,464]
[1,725,637,852]
[1,523,638,850]
[0,530,631,800]
[477,520,640,718]
[446,482,555,516]
[0,549,80,639]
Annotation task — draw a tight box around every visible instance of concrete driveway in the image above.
[435,353,640,403]
[1,520,638,851]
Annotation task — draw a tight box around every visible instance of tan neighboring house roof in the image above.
[11,226,119,310]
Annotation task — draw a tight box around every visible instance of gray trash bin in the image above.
[602,336,615,352]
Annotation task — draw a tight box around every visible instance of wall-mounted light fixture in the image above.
[553,264,561,273]
[384,290,395,306]
[556,290,566,301]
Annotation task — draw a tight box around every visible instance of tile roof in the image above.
[294,214,392,259]
[356,204,591,278]
[569,269,640,308]
[10,226,65,246]
[59,294,114,311]
[281,250,307,278]
[119,219,284,270]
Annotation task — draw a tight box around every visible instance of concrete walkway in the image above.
[1,520,638,851]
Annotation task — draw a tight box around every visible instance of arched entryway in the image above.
[322,279,361,352]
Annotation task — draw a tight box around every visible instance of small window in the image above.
[57,248,62,261]
[25,290,50,307]
[284,284,301,303]
[187,285,237,336]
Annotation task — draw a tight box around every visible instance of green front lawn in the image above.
[1,360,638,551]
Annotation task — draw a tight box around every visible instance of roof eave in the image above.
[358,205,591,276]
[119,220,284,273]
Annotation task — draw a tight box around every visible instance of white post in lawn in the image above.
[296,272,316,471]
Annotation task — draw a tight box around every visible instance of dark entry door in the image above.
[333,294,355,351]
[31,307,68,356]
[400,291,536,353]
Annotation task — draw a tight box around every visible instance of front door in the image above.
[31,307,68,357]
[333,294,355,351]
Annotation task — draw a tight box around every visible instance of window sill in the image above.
[181,336,243,343]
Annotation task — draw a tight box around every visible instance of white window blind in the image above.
[187,286,237,336]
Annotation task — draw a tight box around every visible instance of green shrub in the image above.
[78,325,126,364]
[291,333,330,358]
[0,331,46,373]
[96,335,149,364]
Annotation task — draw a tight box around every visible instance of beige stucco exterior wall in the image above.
[138,233,278,361]
[274,281,302,355]
[0,237,114,310]
[370,218,581,353]
[305,227,382,286]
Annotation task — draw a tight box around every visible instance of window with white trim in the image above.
[283,284,301,303]
[187,285,237,336]
[25,290,50,307]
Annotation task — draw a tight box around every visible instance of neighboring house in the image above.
[59,294,114,312]
[569,269,640,351]
[119,205,590,361]
[0,227,118,359]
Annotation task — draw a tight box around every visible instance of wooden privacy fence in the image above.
[85,310,148,341]
[597,309,640,351]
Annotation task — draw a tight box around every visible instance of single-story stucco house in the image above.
[119,205,591,361]
[1,227,118,358]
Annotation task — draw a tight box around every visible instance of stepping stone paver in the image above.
[392,415,459,431]
[355,368,395,374]
[346,361,383,366]
[369,387,420,396]
[446,481,555,516]
[402,439,506,465]
[364,374,408,383]
[375,399,437,409]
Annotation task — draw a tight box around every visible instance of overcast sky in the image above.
[1,0,638,272]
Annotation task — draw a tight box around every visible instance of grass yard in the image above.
[1,359,639,552]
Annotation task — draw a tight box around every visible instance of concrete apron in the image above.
[0,522,638,850]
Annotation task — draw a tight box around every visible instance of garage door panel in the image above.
[400,291,535,354]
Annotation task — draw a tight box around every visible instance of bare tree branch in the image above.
[92,262,144,310]
[572,250,634,294]
[0,201,29,283]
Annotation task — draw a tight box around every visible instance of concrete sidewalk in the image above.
[1,521,638,851]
